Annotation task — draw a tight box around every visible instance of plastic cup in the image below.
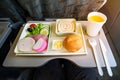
[86,12,107,36]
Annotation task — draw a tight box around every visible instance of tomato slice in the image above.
[30,24,36,28]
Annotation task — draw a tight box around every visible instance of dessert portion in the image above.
[63,34,83,52]
[56,19,76,35]
[52,40,63,50]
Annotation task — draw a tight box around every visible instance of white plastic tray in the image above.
[14,22,87,56]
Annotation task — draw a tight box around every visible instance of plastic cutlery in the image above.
[99,38,113,76]
[88,38,103,76]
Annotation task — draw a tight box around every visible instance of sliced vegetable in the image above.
[30,24,36,28]
[27,28,32,32]
[40,28,49,36]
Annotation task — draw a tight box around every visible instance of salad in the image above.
[26,23,50,37]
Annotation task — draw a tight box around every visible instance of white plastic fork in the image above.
[88,38,103,76]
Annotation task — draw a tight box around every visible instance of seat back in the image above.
[17,0,107,20]
[94,0,107,11]
[42,0,107,20]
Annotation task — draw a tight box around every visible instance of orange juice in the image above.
[89,15,104,22]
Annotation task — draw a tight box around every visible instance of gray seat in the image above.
[17,0,107,20]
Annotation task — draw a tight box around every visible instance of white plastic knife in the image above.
[99,38,113,76]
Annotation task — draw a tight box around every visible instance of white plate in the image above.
[14,21,87,56]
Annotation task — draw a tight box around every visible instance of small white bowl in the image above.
[56,19,77,36]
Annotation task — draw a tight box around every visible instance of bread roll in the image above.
[63,34,83,52]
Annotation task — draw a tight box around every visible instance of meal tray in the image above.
[14,21,87,56]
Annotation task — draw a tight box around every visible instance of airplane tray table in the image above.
[3,21,117,68]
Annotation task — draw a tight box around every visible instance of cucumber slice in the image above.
[40,28,49,36]
[42,24,50,29]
